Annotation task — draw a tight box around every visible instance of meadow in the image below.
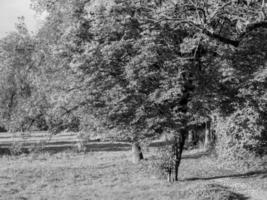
[0,146,266,200]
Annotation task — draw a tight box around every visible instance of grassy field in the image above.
[0,147,266,200]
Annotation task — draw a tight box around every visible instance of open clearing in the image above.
[0,147,266,200]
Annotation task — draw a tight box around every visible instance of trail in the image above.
[214,177,267,200]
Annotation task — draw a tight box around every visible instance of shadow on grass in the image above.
[225,191,249,200]
[199,184,249,200]
[183,169,267,181]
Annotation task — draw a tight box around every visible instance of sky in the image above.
[0,0,41,38]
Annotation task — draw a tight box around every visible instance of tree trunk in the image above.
[132,142,143,164]
[204,121,210,149]
[167,168,172,182]
[173,130,187,181]
[187,130,193,148]
[172,66,194,181]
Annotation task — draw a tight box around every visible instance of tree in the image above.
[0,18,50,132]
[28,0,267,180]
[30,0,196,175]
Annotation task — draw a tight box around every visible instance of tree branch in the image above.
[202,29,240,47]
[60,100,89,117]
[241,20,267,36]
[173,18,267,47]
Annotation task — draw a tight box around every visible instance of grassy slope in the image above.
[0,149,266,200]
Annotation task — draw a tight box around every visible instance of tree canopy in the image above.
[0,0,266,180]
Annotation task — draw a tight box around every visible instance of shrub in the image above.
[27,141,46,154]
[74,132,87,153]
[151,145,176,182]
[215,107,267,169]
[9,141,24,155]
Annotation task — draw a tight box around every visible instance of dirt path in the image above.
[214,178,267,200]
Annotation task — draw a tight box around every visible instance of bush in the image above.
[215,107,267,169]
[151,145,176,181]
[27,141,46,154]
[9,141,24,155]
[73,132,87,153]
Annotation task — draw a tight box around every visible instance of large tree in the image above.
[28,0,267,180]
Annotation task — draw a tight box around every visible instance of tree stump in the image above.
[132,142,143,164]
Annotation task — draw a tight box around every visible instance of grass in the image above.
[0,147,266,200]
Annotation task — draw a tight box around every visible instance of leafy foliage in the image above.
[0,0,266,180]
[216,107,266,160]
[0,19,50,132]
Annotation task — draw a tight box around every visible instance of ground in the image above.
[0,147,266,200]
